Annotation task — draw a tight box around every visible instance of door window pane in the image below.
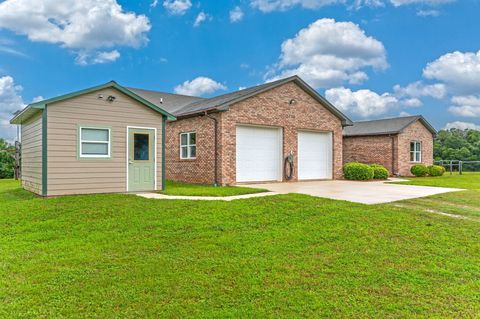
[134,134,149,161]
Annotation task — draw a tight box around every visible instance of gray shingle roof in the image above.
[343,115,437,137]
[173,76,352,126]
[126,87,204,114]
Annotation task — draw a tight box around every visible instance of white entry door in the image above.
[298,131,333,180]
[236,125,282,182]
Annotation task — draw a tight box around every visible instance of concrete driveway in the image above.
[245,179,462,204]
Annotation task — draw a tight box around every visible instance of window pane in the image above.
[134,134,149,161]
[416,152,421,162]
[189,145,196,158]
[416,142,421,152]
[410,152,415,162]
[181,146,188,158]
[189,133,196,145]
[410,142,415,152]
[181,134,188,146]
[82,142,108,155]
[82,128,109,141]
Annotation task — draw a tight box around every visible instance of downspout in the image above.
[391,134,396,176]
[162,116,166,191]
[204,111,219,186]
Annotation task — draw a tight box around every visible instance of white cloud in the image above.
[448,95,480,117]
[416,9,440,16]
[0,76,24,142]
[399,111,411,117]
[76,50,120,65]
[174,77,227,96]
[32,96,44,103]
[402,98,423,107]
[444,121,480,131]
[251,0,341,12]
[230,6,244,23]
[423,50,480,94]
[266,18,387,89]
[393,81,446,99]
[151,0,159,8]
[325,87,398,117]
[0,0,150,65]
[163,0,192,15]
[193,12,209,27]
[390,0,453,6]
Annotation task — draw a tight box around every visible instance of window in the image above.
[180,132,196,159]
[410,141,421,162]
[79,127,111,158]
[133,133,150,161]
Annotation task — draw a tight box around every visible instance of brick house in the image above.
[343,116,437,176]
[131,76,353,185]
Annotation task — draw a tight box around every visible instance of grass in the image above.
[1,179,480,317]
[394,172,480,190]
[160,180,268,197]
[393,172,480,220]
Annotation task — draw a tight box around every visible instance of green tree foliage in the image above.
[0,138,14,179]
[434,129,480,161]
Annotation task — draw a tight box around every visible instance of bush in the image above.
[410,164,429,177]
[428,165,445,177]
[343,162,374,180]
[370,164,389,179]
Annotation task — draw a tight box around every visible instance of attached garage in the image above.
[236,125,282,182]
[297,131,333,180]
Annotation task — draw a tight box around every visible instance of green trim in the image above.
[76,124,113,160]
[41,107,48,197]
[162,116,166,191]
[10,81,176,124]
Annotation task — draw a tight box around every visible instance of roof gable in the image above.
[10,81,176,124]
[173,76,353,126]
[343,115,437,137]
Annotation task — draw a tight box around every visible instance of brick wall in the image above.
[397,120,434,176]
[220,81,344,184]
[343,135,397,174]
[342,119,434,176]
[165,81,345,185]
[165,113,220,184]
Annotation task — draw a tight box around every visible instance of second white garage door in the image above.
[298,131,333,180]
[236,125,282,182]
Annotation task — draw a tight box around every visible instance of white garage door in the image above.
[298,131,333,180]
[236,126,282,182]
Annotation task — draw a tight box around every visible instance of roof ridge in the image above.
[353,115,421,124]
[126,86,205,99]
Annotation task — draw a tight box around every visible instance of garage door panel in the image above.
[236,126,282,182]
[298,131,332,180]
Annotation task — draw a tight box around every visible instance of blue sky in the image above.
[1,0,480,141]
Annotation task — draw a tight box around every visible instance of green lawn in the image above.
[393,172,480,220]
[1,179,480,317]
[394,172,480,190]
[160,180,268,197]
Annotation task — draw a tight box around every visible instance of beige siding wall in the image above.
[47,87,164,196]
[21,111,43,195]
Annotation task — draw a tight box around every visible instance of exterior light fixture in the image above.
[107,95,116,102]
[97,94,104,99]
[289,99,297,105]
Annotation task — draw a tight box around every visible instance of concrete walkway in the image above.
[136,191,279,201]
[244,179,462,204]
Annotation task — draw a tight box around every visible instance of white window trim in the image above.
[180,132,196,159]
[410,140,422,163]
[79,126,111,158]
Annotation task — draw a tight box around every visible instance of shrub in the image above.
[370,164,389,179]
[343,162,374,180]
[428,165,445,177]
[410,164,429,177]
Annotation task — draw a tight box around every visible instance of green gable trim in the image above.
[42,107,48,197]
[161,116,166,191]
[10,81,176,124]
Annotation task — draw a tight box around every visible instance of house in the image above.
[343,115,437,176]
[130,76,353,185]
[10,81,175,196]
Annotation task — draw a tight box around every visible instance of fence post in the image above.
[459,161,463,175]
[450,160,453,175]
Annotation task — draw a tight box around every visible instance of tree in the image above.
[0,138,15,179]
[434,128,480,171]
